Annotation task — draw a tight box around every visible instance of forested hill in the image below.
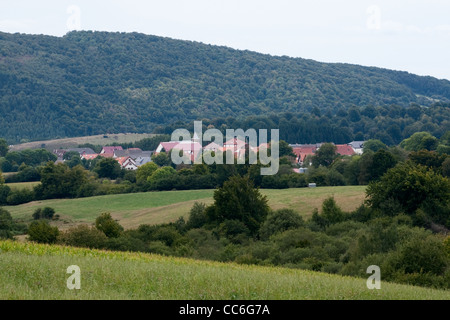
[1,30,450,143]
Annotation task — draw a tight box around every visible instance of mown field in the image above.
[9,133,156,152]
[5,186,366,229]
[1,240,448,300]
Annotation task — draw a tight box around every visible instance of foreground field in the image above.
[0,240,447,300]
[5,186,366,229]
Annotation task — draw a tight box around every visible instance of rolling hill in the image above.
[1,31,450,143]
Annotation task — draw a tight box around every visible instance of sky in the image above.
[1,0,449,80]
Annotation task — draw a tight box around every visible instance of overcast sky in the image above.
[1,0,449,80]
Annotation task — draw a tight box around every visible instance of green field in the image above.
[6,181,41,191]
[0,240,447,300]
[5,186,366,229]
[9,133,156,152]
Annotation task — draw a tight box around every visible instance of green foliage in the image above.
[32,207,56,220]
[93,158,122,179]
[0,184,11,205]
[58,224,108,249]
[206,175,270,235]
[6,188,35,205]
[367,149,398,181]
[259,209,304,240]
[0,139,8,157]
[1,31,450,143]
[136,162,158,184]
[186,202,208,229]
[321,197,346,226]
[27,220,59,244]
[152,153,172,167]
[95,212,124,238]
[312,143,337,168]
[2,149,56,172]
[363,139,387,153]
[409,150,447,172]
[35,162,87,199]
[366,162,450,223]
[147,166,177,185]
[400,132,439,151]
[277,140,295,157]
[134,135,171,151]
[0,208,13,239]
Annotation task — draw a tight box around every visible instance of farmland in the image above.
[9,133,156,152]
[0,240,448,300]
[5,186,366,229]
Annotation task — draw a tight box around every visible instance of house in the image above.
[135,155,152,167]
[53,148,96,159]
[100,146,123,154]
[81,154,100,160]
[223,137,246,151]
[335,144,356,156]
[155,140,202,160]
[116,156,138,170]
[113,149,153,167]
[290,144,317,165]
[203,142,223,153]
[348,141,365,155]
[155,142,182,153]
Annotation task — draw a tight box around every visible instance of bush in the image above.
[95,212,124,238]
[58,224,108,249]
[321,197,346,226]
[0,184,11,205]
[0,208,13,239]
[259,209,304,240]
[28,220,59,244]
[186,202,208,229]
[6,188,34,205]
[32,207,55,220]
[384,235,448,276]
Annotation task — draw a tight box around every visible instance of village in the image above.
[52,136,365,171]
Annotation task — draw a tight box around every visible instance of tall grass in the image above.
[1,240,448,300]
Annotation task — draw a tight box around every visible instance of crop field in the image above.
[0,240,448,300]
[5,186,366,229]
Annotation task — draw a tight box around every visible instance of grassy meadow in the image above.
[1,240,448,300]
[5,186,366,229]
[9,133,156,152]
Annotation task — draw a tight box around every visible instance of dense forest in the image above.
[1,31,450,143]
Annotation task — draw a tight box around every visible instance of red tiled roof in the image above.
[335,144,355,156]
[99,153,114,158]
[81,154,99,160]
[292,146,316,162]
[101,146,123,154]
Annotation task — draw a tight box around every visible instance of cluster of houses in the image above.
[53,138,365,171]
[291,141,364,166]
[53,146,153,171]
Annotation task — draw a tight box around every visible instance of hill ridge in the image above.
[1,30,450,142]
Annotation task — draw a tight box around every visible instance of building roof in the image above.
[292,146,317,162]
[204,142,223,151]
[114,149,152,158]
[224,138,246,147]
[348,141,365,149]
[65,148,96,155]
[335,144,356,156]
[98,153,114,158]
[81,154,99,160]
[101,146,123,154]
